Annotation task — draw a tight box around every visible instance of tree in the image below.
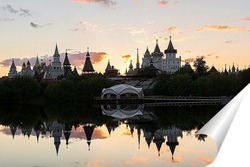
[193,56,209,77]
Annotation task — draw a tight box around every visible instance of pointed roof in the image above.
[35,55,40,67]
[63,51,71,65]
[82,47,95,73]
[84,125,95,151]
[209,65,219,73]
[166,141,179,160]
[165,36,177,54]
[105,60,112,70]
[10,60,16,69]
[153,39,161,53]
[54,44,60,57]
[145,46,150,54]
[72,66,79,76]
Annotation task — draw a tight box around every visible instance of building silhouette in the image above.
[82,47,95,74]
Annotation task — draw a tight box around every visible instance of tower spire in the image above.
[136,48,140,70]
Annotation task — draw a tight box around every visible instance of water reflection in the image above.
[0,104,220,167]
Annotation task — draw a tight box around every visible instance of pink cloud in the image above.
[198,156,215,164]
[165,27,181,34]
[158,0,169,6]
[196,25,250,32]
[73,0,116,7]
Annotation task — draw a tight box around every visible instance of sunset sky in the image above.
[0,0,249,77]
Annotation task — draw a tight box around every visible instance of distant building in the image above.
[51,44,64,79]
[104,60,119,78]
[82,47,95,74]
[142,37,181,73]
[63,50,72,76]
[8,60,17,78]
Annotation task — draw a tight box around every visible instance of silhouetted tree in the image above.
[193,57,209,77]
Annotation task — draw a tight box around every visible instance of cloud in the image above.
[224,40,233,43]
[69,51,107,67]
[78,20,100,31]
[244,17,250,21]
[182,58,195,63]
[121,55,132,63]
[198,156,215,164]
[30,22,42,28]
[158,0,169,6]
[73,0,116,7]
[0,17,14,22]
[167,155,184,163]
[165,27,181,34]
[196,25,250,32]
[1,4,31,16]
[19,8,31,16]
[123,27,146,34]
[2,4,18,14]
[124,156,150,165]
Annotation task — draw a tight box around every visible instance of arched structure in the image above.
[101,84,144,99]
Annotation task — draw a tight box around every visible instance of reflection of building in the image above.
[83,124,96,151]
[164,126,183,159]
[52,121,65,155]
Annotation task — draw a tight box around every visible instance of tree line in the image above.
[1,57,250,104]
[153,57,250,96]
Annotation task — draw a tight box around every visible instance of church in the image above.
[142,37,181,73]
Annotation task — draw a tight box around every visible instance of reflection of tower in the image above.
[128,124,135,137]
[10,125,17,139]
[63,123,72,148]
[164,126,183,160]
[83,125,95,151]
[143,128,154,149]
[153,129,165,156]
[137,126,141,149]
[105,121,119,137]
[82,47,95,74]
[52,121,65,155]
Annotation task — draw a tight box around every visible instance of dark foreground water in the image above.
[0,104,222,167]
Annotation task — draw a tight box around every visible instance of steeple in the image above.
[63,49,72,76]
[164,36,177,54]
[27,60,31,70]
[54,44,60,57]
[105,59,111,70]
[8,60,17,78]
[153,39,161,53]
[136,48,140,70]
[35,55,40,67]
[82,47,95,74]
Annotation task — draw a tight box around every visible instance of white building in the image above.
[142,37,181,73]
[51,44,64,79]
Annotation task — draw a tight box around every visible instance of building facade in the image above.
[142,37,181,73]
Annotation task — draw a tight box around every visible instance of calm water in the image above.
[0,104,221,167]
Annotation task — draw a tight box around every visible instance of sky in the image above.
[0,0,250,76]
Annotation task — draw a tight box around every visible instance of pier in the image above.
[94,96,231,106]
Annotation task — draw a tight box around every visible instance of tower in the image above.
[8,60,17,78]
[136,48,140,70]
[142,47,151,68]
[152,39,163,69]
[63,50,72,76]
[82,47,95,74]
[51,44,64,79]
[33,55,41,73]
